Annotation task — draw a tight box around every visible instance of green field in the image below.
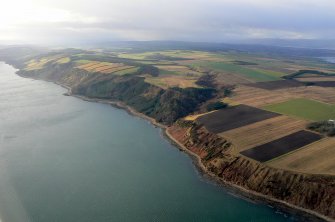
[193,61,283,82]
[263,98,335,121]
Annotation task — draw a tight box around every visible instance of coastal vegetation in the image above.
[1,45,335,220]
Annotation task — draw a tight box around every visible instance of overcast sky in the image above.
[0,0,334,45]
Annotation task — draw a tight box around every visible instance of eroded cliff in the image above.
[168,121,335,220]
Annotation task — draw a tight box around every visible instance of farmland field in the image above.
[24,55,64,70]
[155,65,203,76]
[56,57,71,64]
[240,130,322,162]
[220,116,307,154]
[196,105,280,133]
[245,80,304,90]
[76,61,134,74]
[263,98,335,121]
[145,76,199,89]
[192,61,284,82]
[268,137,335,175]
[296,76,335,82]
[308,81,335,87]
[230,86,296,107]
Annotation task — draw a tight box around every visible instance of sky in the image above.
[0,0,334,45]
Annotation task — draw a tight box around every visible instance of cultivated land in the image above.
[76,61,135,74]
[245,80,305,90]
[230,85,296,107]
[5,47,335,175]
[268,137,335,175]
[240,130,322,162]
[1,45,335,220]
[191,61,284,82]
[220,115,308,154]
[264,98,335,121]
[196,105,280,133]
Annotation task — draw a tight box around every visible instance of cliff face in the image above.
[168,123,335,220]
[3,49,334,220]
[15,64,216,125]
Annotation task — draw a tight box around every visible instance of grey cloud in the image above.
[1,0,335,45]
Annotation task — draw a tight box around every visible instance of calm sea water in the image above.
[0,62,302,222]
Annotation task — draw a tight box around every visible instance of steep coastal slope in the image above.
[168,122,335,221]
[1,46,334,221]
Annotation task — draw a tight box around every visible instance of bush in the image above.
[206,102,228,111]
[307,121,335,136]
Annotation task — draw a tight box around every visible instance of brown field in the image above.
[196,105,280,134]
[220,116,308,154]
[268,137,335,175]
[145,76,199,89]
[231,85,335,107]
[76,62,133,74]
[246,80,304,90]
[155,65,190,72]
[285,86,335,104]
[296,76,335,82]
[25,55,64,70]
[240,130,322,163]
[77,62,101,70]
[215,72,254,85]
[285,66,335,74]
[155,65,203,76]
[230,86,296,107]
[99,66,133,73]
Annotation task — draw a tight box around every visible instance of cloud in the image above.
[0,0,334,45]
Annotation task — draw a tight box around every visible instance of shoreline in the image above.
[17,72,334,222]
[68,87,333,222]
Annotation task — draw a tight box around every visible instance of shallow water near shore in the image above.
[0,62,305,221]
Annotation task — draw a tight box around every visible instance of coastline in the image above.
[67,87,333,222]
[15,72,334,222]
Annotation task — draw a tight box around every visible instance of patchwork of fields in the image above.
[192,61,284,82]
[76,61,136,75]
[196,105,280,133]
[240,130,322,162]
[191,76,334,175]
[220,116,307,154]
[21,49,335,176]
[263,98,335,121]
[230,86,296,107]
[268,137,335,175]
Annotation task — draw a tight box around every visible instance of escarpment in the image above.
[168,122,335,220]
[15,63,217,125]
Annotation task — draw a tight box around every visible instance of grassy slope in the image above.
[263,98,335,121]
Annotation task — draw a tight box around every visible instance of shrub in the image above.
[206,102,228,111]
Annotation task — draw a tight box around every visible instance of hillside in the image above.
[1,45,335,221]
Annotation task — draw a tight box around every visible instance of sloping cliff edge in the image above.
[3,60,335,221]
[166,122,335,221]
